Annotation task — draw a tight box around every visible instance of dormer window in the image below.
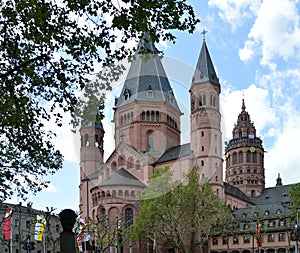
[123,88,131,100]
[147,84,153,97]
[265,210,270,216]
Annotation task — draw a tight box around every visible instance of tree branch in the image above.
[0,54,49,79]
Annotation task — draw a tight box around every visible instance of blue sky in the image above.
[10,0,300,213]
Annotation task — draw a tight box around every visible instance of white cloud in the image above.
[240,0,300,67]
[208,0,260,31]
[265,112,300,186]
[221,84,276,140]
[238,40,256,62]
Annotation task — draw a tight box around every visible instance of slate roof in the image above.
[81,120,105,132]
[115,34,181,112]
[192,39,220,86]
[96,168,146,188]
[249,184,292,205]
[153,143,192,166]
[232,184,293,221]
[83,171,99,181]
[224,182,254,204]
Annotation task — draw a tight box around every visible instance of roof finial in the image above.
[242,92,246,111]
[201,29,208,41]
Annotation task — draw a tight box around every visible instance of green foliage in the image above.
[0,0,199,200]
[131,166,231,253]
[290,183,300,217]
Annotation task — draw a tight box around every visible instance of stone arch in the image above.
[108,207,120,224]
[127,156,134,169]
[111,161,117,171]
[118,189,123,197]
[124,190,129,197]
[118,155,126,166]
[136,159,141,170]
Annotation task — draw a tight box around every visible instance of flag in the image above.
[3,208,12,240]
[255,223,263,247]
[73,217,88,247]
[34,215,46,241]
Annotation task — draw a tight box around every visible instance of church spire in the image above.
[115,33,180,112]
[192,34,220,87]
[242,98,246,112]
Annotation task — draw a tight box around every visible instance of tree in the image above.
[290,183,300,217]
[0,1,199,201]
[131,166,231,253]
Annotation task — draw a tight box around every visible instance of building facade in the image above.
[79,35,298,253]
[0,203,61,253]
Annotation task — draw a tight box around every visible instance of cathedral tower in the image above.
[190,36,223,197]
[79,120,104,218]
[225,99,265,197]
[113,34,182,156]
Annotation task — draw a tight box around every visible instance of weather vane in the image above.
[201,29,208,40]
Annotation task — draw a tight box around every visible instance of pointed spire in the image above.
[276,173,282,186]
[242,98,246,112]
[192,35,220,86]
[136,32,159,54]
[115,34,181,112]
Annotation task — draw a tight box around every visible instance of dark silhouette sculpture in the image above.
[59,209,77,253]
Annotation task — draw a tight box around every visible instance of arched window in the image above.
[124,114,127,124]
[252,152,257,163]
[127,113,130,123]
[84,134,89,146]
[127,157,134,169]
[130,112,134,122]
[146,111,150,121]
[118,190,123,197]
[135,160,141,170]
[156,111,160,121]
[239,151,243,164]
[233,152,237,165]
[120,115,123,125]
[125,208,133,227]
[118,155,125,166]
[151,111,155,121]
[246,151,251,163]
[210,94,216,106]
[141,111,145,120]
[111,161,117,171]
[99,208,106,224]
[239,130,242,137]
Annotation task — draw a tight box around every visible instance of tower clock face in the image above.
[250,147,255,152]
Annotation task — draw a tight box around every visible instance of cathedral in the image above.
[79,35,297,253]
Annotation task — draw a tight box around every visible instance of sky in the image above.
[9,0,300,213]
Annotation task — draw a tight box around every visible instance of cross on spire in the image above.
[201,29,208,40]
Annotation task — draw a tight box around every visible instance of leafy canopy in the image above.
[132,166,231,253]
[0,0,199,201]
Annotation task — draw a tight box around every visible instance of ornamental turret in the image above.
[225,99,265,197]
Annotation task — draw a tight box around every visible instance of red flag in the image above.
[255,223,263,247]
[4,208,12,240]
